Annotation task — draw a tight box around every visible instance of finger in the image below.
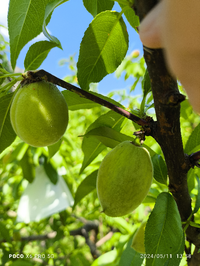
[138,1,163,49]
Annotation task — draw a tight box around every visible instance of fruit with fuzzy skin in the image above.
[131,221,147,254]
[96,141,153,217]
[10,80,68,147]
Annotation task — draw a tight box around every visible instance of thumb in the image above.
[138,1,163,49]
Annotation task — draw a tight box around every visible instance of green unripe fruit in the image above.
[10,80,68,147]
[97,141,153,217]
[131,221,147,254]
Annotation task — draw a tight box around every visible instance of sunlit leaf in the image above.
[11,260,34,266]
[145,192,184,266]
[91,249,118,266]
[73,170,98,208]
[44,157,58,184]
[48,139,62,159]
[185,122,200,154]
[83,0,114,17]
[62,90,123,110]
[8,0,53,69]
[119,3,139,30]
[0,93,16,153]
[77,10,129,90]
[119,235,144,266]
[85,126,135,148]
[20,148,35,183]
[42,0,67,48]
[62,90,100,110]
[194,175,200,214]
[152,154,168,185]
[80,110,125,172]
[0,221,11,242]
[24,41,58,70]
[163,233,185,265]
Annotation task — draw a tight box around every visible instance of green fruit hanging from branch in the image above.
[97,141,153,217]
[131,221,147,254]
[10,80,68,147]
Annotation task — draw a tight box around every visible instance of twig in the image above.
[70,220,100,258]
[0,231,57,243]
[96,231,114,247]
[22,70,151,127]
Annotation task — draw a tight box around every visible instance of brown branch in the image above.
[22,70,151,127]
[189,151,200,168]
[134,0,200,264]
[70,220,100,259]
[96,231,114,247]
[0,231,57,243]
[1,220,100,259]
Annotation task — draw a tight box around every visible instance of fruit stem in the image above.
[24,70,152,127]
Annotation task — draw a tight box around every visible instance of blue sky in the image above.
[1,0,143,96]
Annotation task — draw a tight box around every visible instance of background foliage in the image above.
[1,1,200,266]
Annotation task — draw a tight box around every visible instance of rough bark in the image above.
[134,0,200,265]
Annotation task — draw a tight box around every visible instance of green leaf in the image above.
[91,249,118,266]
[44,158,58,184]
[0,221,11,242]
[152,154,168,185]
[194,175,200,214]
[118,235,144,266]
[145,192,184,266]
[73,170,98,208]
[85,126,135,148]
[77,10,129,90]
[20,148,35,183]
[119,3,139,30]
[83,0,114,17]
[8,0,53,69]
[80,137,106,174]
[42,0,67,48]
[48,139,62,159]
[11,260,34,266]
[1,248,10,265]
[70,252,91,266]
[4,142,29,163]
[185,122,200,154]
[0,64,5,85]
[142,69,151,97]
[62,90,100,110]
[24,41,57,70]
[80,110,125,172]
[140,70,151,115]
[110,218,133,234]
[189,221,200,228]
[163,232,185,266]
[0,93,16,153]
[62,90,123,111]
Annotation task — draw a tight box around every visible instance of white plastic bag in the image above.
[17,166,74,223]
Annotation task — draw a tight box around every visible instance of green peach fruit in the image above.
[10,80,68,147]
[131,221,147,254]
[96,141,153,217]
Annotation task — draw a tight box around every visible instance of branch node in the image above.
[167,92,186,106]
[189,151,200,168]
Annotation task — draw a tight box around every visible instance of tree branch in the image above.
[70,220,100,258]
[22,70,151,127]
[134,0,200,264]
[189,151,200,168]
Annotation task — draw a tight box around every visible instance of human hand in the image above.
[139,0,200,113]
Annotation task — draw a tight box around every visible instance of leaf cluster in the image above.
[1,1,200,266]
